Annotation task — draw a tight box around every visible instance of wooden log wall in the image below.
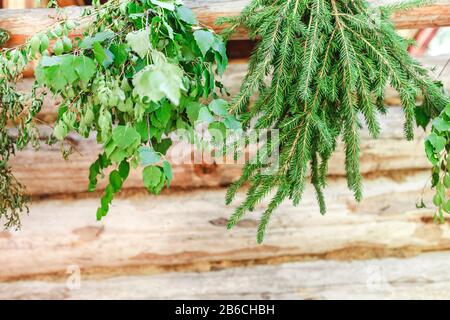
[0,171,449,298]
[10,55,450,196]
[1,1,450,47]
[1,0,450,299]
[8,108,432,196]
[13,55,450,123]
[2,251,450,299]
[0,171,445,280]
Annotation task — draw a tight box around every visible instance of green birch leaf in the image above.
[163,160,173,187]
[444,174,450,188]
[445,104,450,117]
[150,0,175,11]
[433,193,442,206]
[40,55,61,67]
[135,120,150,142]
[162,20,174,39]
[79,30,115,49]
[155,102,172,127]
[104,140,116,158]
[212,37,227,61]
[53,122,68,141]
[154,138,172,155]
[224,116,242,130]
[60,56,78,83]
[53,39,64,56]
[212,37,228,76]
[186,101,202,125]
[126,29,150,59]
[110,148,128,163]
[427,132,446,153]
[132,62,184,105]
[133,67,166,102]
[143,166,163,191]
[39,34,49,52]
[176,5,197,24]
[92,42,114,68]
[62,36,73,52]
[112,126,141,149]
[193,30,214,56]
[109,43,128,66]
[432,117,450,132]
[209,99,229,117]
[414,106,430,130]
[109,170,123,193]
[445,199,450,212]
[30,35,41,56]
[197,106,215,125]
[209,121,226,143]
[139,146,161,166]
[118,161,130,179]
[72,55,96,85]
[43,65,67,91]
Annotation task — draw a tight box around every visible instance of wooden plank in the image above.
[1,251,449,299]
[16,55,450,123]
[1,1,450,46]
[2,0,38,9]
[220,55,450,107]
[9,108,432,196]
[0,170,448,282]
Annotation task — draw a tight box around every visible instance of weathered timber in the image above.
[9,108,431,196]
[16,55,450,123]
[0,170,447,282]
[0,1,450,46]
[0,251,449,299]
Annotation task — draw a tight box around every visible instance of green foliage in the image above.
[132,53,184,105]
[424,104,450,222]
[221,0,449,243]
[0,28,10,47]
[176,5,197,25]
[1,0,448,244]
[0,0,229,227]
[194,30,215,57]
[1,34,40,229]
[139,146,161,166]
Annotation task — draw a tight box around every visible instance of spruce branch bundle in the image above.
[222,0,449,243]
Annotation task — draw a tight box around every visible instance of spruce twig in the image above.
[225,0,449,243]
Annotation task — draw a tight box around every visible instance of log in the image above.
[1,1,450,46]
[0,251,449,299]
[16,55,450,123]
[9,108,432,196]
[0,170,447,282]
[221,55,450,107]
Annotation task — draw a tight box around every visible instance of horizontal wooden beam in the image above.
[15,55,450,124]
[0,251,448,299]
[390,3,450,29]
[10,108,431,197]
[0,170,446,282]
[1,1,450,47]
